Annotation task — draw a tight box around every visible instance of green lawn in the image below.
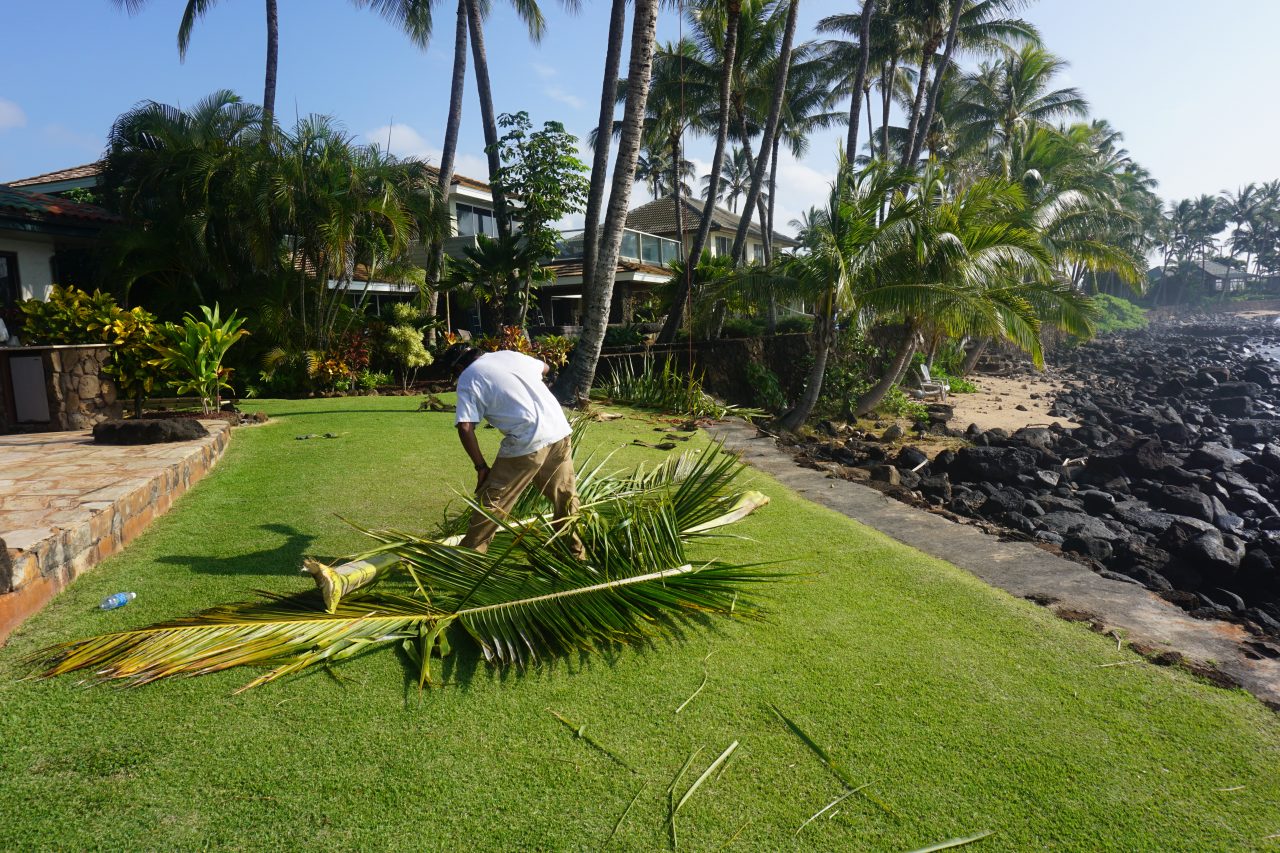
[1,396,1277,851]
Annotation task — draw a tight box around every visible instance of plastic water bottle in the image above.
[99,592,137,611]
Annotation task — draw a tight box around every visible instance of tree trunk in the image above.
[854,325,917,416]
[865,87,875,156]
[731,0,798,264]
[465,0,510,240]
[845,0,876,162]
[901,47,934,169]
[777,299,834,431]
[427,0,469,339]
[671,131,685,275]
[960,336,988,375]
[582,0,628,293]
[263,0,279,131]
[880,57,896,163]
[553,0,659,405]
[658,0,740,345]
[767,134,780,256]
[909,0,963,165]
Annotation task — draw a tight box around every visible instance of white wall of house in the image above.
[0,232,56,300]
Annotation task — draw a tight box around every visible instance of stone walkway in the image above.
[0,422,230,642]
[709,419,1280,710]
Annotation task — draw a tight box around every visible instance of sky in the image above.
[3,0,1279,235]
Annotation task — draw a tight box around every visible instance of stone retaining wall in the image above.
[0,344,122,432]
[0,421,231,643]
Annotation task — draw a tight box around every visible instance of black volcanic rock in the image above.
[93,418,210,445]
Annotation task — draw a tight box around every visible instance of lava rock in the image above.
[93,418,210,445]
[951,446,1038,483]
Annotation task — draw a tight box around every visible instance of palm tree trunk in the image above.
[909,0,963,165]
[427,0,469,338]
[901,49,934,168]
[659,0,740,345]
[845,0,876,162]
[960,336,988,375]
[777,298,834,431]
[880,57,895,163]
[853,324,917,416]
[263,0,279,130]
[465,0,510,240]
[582,0,628,294]
[865,88,875,155]
[554,0,659,405]
[731,0,799,264]
[671,131,685,271]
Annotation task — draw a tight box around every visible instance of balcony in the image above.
[555,228,682,268]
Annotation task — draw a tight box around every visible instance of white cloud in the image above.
[0,98,27,131]
[771,151,835,237]
[545,87,585,111]
[363,122,489,180]
[531,62,557,79]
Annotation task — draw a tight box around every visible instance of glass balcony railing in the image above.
[555,228,681,267]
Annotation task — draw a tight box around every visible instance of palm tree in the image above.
[702,146,753,211]
[555,0,661,405]
[1220,183,1260,284]
[113,0,432,131]
[741,160,913,431]
[581,0,629,294]
[951,45,1088,174]
[427,0,470,335]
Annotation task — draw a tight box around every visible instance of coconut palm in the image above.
[951,45,1088,174]
[29,438,773,691]
[581,0,629,291]
[703,146,754,211]
[112,0,432,131]
[555,0,661,405]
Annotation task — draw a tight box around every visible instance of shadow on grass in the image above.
[155,523,318,577]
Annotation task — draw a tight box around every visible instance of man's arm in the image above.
[456,422,490,489]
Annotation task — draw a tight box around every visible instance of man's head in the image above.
[442,342,481,377]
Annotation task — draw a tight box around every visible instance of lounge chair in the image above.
[918,364,949,402]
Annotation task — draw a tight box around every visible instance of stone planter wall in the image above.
[0,344,121,433]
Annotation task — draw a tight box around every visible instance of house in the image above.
[624,196,798,264]
[0,184,119,313]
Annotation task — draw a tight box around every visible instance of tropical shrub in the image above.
[602,325,647,348]
[151,304,249,414]
[880,387,930,425]
[532,334,575,368]
[721,317,765,338]
[773,315,813,335]
[1091,293,1149,334]
[357,370,391,392]
[746,362,787,414]
[593,356,732,420]
[385,325,432,391]
[19,285,165,417]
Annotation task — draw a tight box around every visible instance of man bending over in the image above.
[442,343,585,559]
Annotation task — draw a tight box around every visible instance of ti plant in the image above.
[150,304,249,414]
[28,435,775,693]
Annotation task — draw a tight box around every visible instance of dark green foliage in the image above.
[773,315,814,335]
[1090,293,1149,334]
[593,356,732,419]
[746,362,786,414]
[602,325,647,348]
[720,317,766,338]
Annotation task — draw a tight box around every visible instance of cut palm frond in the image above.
[29,424,777,691]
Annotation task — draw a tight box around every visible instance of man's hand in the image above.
[475,464,490,492]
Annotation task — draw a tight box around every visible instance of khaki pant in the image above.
[461,436,585,558]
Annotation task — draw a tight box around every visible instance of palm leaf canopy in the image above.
[28,433,776,692]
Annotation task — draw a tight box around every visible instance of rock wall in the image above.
[1,345,121,432]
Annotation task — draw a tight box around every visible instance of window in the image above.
[0,252,19,310]
[641,234,661,265]
[620,230,639,260]
[456,203,497,238]
[714,236,731,256]
[752,244,765,263]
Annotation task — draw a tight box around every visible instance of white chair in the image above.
[918,364,949,402]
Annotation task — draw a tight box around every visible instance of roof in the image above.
[5,161,492,194]
[0,185,120,227]
[626,196,797,247]
[6,163,104,188]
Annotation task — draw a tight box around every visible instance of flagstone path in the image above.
[0,421,230,642]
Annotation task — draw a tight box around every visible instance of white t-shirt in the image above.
[454,350,573,458]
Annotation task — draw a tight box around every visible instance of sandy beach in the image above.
[946,372,1079,433]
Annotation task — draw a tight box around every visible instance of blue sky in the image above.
[3,0,1278,232]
